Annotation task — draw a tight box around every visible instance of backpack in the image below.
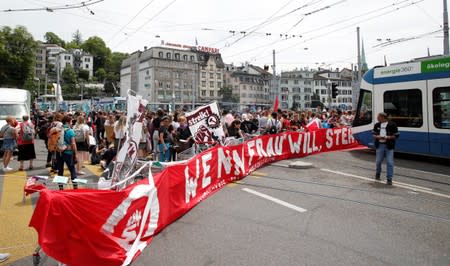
[268,119,278,134]
[38,123,49,140]
[48,127,67,152]
[74,127,86,142]
[21,123,35,142]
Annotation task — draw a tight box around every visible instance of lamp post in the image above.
[327,79,332,110]
[34,77,40,97]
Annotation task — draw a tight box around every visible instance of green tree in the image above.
[44,32,65,47]
[95,68,107,82]
[219,85,239,103]
[78,69,90,81]
[61,65,77,94]
[72,30,83,46]
[0,26,37,87]
[106,52,128,73]
[81,36,111,72]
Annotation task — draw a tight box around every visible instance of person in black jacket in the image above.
[372,112,399,185]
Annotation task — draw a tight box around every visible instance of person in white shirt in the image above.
[113,115,127,150]
[265,112,282,134]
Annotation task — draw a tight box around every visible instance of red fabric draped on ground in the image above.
[30,128,360,266]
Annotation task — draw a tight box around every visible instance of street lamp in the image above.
[327,79,332,110]
[34,77,40,97]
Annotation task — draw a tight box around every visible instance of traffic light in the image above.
[331,83,339,98]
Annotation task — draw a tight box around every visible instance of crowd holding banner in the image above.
[30,127,359,266]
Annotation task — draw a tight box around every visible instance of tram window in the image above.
[353,89,372,126]
[433,87,450,129]
[383,89,422,128]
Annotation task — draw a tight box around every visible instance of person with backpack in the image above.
[265,112,281,135]
[73,116,90,175]
[56,116,78,188]
[47,113,64,173]
[39,115,53,167]
[0,116,18,172]
[17,115,36,171]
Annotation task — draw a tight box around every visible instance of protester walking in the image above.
[73,116,90,175]
[0,116,18,171]
[17,115,36,171]
[373,112,399,185]
[114,115,127,150]
[158,116,171,162]
[56,116,78,188]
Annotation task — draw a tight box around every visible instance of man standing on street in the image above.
[373,112,399,185]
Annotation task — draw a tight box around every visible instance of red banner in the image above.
[30,128,359,266]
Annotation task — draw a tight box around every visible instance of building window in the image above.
[166,53,171,59]
[433,87,450,129]
[209,73,214,79]
[281,95,288,101]
[159,52,163,58]
[175,53,180,60]
[166,82,171,89]
[84,57,90,62]
[85,64,89,68]
[321,89,327,95]
[201,72,206,78]
[384,89,422,128]
[294,80,299,84]
[217,73,222,79]
[304,88,311,93]
[209,81,214,87]
[183,55,188,61]
[201,90,206,96]
[202,81,206,87]
[190,55,195,61]
[210,91,214,97]
[217,82,222,88]
[158,81,163,88]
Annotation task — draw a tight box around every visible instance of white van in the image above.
[0,88,31,129]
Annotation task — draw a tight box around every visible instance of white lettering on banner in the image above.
[232,149,245,176]
[288,133,302,154]
[255,138,268,158]
[266,137,275,157]
[201,152,212,189]
[185,164,199,203]
[342,127,348,145]
[326,129,333,149]
[217,148,232,178]
[275,135,285,155]
[247,140,256,166]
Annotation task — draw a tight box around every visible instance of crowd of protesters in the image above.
[0,106,355,176]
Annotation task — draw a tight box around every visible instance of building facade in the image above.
[223,63,272,111]
[120,45,225,107]
[313,69,354,110]
[279,69,315,110]
[34,43,94,79]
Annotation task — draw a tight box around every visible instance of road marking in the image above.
[242,188,307,213]
[395,166,450,178]
[320,169,450,199]
[0,170,37,262]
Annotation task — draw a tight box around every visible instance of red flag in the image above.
[306,119,320,131]
[273,96,279,112]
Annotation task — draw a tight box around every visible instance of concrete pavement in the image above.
[3,140,450,265]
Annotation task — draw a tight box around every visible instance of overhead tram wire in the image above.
[111,0,178,50]
[107,0,156,43]
[230,0,424,61]
[246,0,427,62]
[212,0,410,59]
[2,0,104,12]
[223,0,326,48]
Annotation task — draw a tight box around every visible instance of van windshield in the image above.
[0,104,28,120]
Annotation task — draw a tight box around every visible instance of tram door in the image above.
[377,80,429,155]
[427,78,450,157]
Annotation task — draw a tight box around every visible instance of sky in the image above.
[0,0,445,72]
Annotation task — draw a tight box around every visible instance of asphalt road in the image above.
[3,140,450,266]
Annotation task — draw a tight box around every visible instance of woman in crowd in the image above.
[17,115,36,171]
[114,115,127,150]
[104,114,115,145]
[73,116,90,175]
[0,116,18,171]
[158,116,172,162]
[227,119,243,139]
[177,116,193,153]
[138,116,149,159]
